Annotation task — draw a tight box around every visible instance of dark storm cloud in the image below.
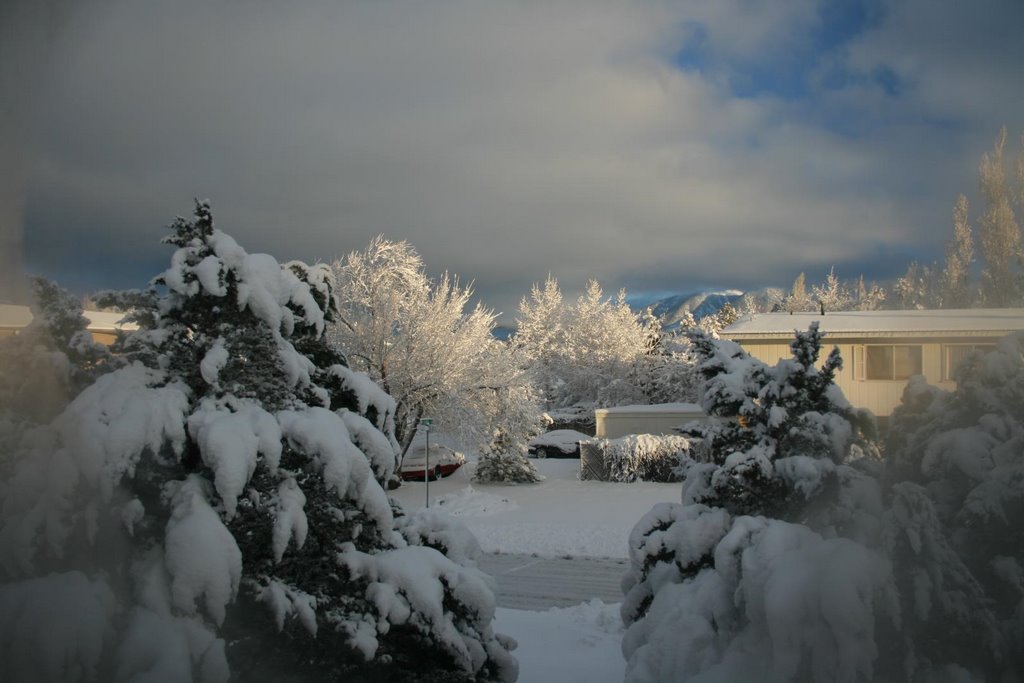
[8,0,1024,320]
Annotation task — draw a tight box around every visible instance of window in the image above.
[856,345,922,380]
[942,344,995,381]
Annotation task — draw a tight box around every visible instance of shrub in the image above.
[594,434,698,483]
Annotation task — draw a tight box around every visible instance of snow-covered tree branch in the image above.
[514,277,697,410]
[328,237,540,482]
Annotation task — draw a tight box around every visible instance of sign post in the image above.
[419,418,433,507]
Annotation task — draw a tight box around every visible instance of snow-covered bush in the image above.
[880,332,1024,679]
[592,434,696,483]
[475,440,544,484]
[0,202,516,682]
[621,507,898,683]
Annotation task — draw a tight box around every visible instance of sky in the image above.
[2,0,1023,322]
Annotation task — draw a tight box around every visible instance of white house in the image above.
[721,309,1024,418]
[0,303,136,346]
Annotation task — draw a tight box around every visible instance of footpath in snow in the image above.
[391,457,680,682]
[478,553,628,610]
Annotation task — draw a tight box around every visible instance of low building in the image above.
[721,309,1024,418]
[594,402,709,439]
[0,303,136,345]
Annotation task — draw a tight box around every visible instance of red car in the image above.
[399,443,466,481]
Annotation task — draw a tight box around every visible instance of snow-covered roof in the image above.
[594,402,704,416]
[0,304,137,332]
[722,309,1024,340]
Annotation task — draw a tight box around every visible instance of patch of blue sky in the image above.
[672,0,881,102]
[672,21,710,74]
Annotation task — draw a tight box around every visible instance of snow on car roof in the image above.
[722,309,1024,339]
[532,429,590,441]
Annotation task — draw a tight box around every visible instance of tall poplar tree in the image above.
[978,127,1023,306]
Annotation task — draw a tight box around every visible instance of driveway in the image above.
[477,553,628,610]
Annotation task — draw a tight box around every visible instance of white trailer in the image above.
[594,402,710,439]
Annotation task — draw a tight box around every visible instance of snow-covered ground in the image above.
[496,601,626,683]
[392,456,680,682]
[392,457,679,560]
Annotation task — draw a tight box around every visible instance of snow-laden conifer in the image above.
[621,325,1024,681]
[621,325,894,683]
[0,202,516,682]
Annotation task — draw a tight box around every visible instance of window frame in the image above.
[854,344,923,381]
[941,343,996,381]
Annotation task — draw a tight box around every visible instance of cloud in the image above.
[10,0,1024,320]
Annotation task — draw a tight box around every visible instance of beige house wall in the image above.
[0,326,121,346]
[89,331,119,346]
[736,338,963,417]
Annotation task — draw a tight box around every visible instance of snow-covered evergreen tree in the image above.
[620,325,1024,681]
[474,433,543,484]
[674,308,698,331]
[0,202,516,683]
[621,326,894,683]
[675,323,878,518]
